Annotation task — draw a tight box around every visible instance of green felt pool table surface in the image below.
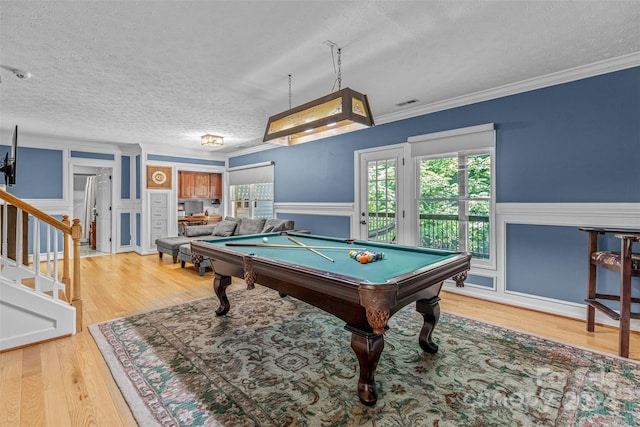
[200,232,458,284]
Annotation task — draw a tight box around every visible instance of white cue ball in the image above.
[262,237,269,242]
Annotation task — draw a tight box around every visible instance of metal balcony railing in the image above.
[418,214,490,259]
[367,212,490,259]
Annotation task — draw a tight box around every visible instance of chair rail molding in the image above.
[496,203,640,228]
[274,202,355,217]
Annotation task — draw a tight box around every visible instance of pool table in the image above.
[191,232,471,406]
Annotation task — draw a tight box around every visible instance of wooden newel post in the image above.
[71,218,83,332]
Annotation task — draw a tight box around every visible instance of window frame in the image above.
[229,183,275,219]
[409,124,496,270]
[227,162,274,219]
[416,149,494,266]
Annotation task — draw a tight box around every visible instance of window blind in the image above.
[228,162,274,186]
[408,123,495,157]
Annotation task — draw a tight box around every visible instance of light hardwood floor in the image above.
[1,252,638,426]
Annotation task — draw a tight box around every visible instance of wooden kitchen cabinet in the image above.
[178,171,196,198]
[178,171,222,199]
[210,173,221,199]
[193,173,210,198]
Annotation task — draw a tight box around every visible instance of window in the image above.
[409,123,495,263]
[228,162,274,219]
[229,183,273,218]
[418,152,491,259]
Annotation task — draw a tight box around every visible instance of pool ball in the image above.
[262,237,269,242]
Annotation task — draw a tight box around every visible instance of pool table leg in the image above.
[347,327,384,406]
[416,296,441,353]
[213,273,232,316]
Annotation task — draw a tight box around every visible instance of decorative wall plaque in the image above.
[146,165,172,189]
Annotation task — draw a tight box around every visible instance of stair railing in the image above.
[0,188,83,331]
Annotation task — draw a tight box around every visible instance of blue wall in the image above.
[467,274,494,289]
[147,154,225,166]
[136,213,141,246]
[135,155,141,200]
[284,214,351,238]
[120,212,131,246]
[506,224,639,308]
[1,147,63,198]
[506,224,588,302]
[230,67,640,204]
[27,216,64,255]
[121,156,131,199]
[229,67,640,305]
[70,151,114,161]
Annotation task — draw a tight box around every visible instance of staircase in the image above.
[0,189,82,351]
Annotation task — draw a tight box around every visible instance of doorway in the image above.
[357,147,405,244]
[73,167,112,256]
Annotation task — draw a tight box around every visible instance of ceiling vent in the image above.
[395,99,419,107]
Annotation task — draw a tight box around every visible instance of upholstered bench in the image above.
[179,243,210,276]
[155,224,218,265]
[155,236,191,263]
[590,250,640,271]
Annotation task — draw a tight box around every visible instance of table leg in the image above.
[416,296,441,353]
[243,257,256,290]
[347,326,384,406]
[213,273,232,316]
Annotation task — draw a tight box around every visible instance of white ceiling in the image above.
[1,1,639,154]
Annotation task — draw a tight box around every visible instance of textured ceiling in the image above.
[1,1,639,154]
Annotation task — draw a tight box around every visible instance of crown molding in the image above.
[376,52,640,125]
[229,54,640,158]
[226,142,277,158]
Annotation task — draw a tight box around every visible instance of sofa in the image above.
[155,217,295,276]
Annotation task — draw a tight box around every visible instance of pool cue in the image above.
[287,236,334,262]
[225,243,365,250]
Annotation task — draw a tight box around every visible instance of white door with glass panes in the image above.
[357,147,404,244]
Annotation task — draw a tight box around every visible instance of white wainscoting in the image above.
[275,201,640,331]
[275,202,356,216]
[445,202,640,330]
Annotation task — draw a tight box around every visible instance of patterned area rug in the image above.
[90,284,640,426]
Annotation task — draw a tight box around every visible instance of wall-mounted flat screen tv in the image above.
[1,125,17,186]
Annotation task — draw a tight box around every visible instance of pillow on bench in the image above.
[237,218,266,235]
[262,218,294,233]
[224,216,243,235]
[214,220,238,237]
[219,216,294,235]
